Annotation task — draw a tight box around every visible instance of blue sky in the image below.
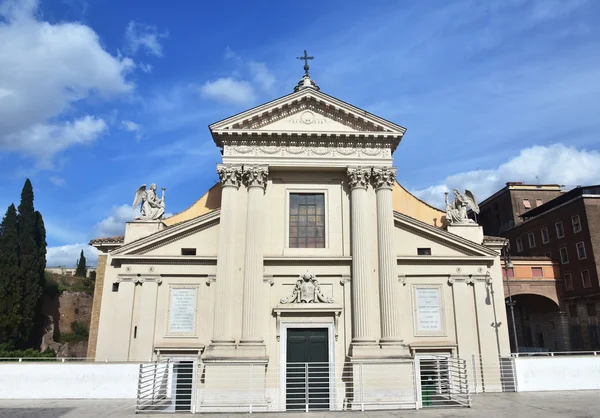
[1,0,600,266]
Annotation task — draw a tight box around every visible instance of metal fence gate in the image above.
[136,356,471,413]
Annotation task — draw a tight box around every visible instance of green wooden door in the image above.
[286,328,330,410]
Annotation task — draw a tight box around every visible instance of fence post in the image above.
[250,363,254,414]
[305,363,309,413]
[360,363,364,412]
[471,355,477,393]
[152,362,157,406]
[413,359,420,410]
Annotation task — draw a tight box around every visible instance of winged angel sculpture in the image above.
[445,189,479,225]
[132,184,166,221]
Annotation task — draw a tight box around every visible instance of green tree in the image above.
[17,179,43,345]
[0,204,22,343]
[75,250,87,277]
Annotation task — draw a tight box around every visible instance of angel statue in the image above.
[132,183,166,221]
[445,189,479,225]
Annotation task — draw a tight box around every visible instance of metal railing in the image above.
[136,357,470,413]
[466,355,517,393]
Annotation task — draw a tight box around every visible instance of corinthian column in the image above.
[240,165,269,351]
[373,167,402,344]
[347,167,377,345]
[210,164,242,345]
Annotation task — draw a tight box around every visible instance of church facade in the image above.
[89,71,510,411]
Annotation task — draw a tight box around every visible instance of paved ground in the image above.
[0,391,599,417]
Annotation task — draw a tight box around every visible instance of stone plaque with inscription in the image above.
[168,287,197,335]
[414,287,443,335]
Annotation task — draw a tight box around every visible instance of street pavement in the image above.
[0,391,599,417]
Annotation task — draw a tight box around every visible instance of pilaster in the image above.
[239,165,269,358]
[347,167,378,355]
[205,164,242,358]
[373,167,403,347]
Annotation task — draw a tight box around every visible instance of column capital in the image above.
[372,167,397,190]
[347,166,372,190]
[217,164,243,188]
[243,165,269,189]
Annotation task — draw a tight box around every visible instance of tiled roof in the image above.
[89,235,124,245]
[510,255,554,261]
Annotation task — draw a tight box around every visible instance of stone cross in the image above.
[296,50,314,76]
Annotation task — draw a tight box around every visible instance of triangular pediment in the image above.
[393,212,498,258]
[210,87,406,137]
[111,210,220,257]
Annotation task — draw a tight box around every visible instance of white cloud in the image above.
[138,62,153,73]
[0,0,134,166]
[95,204,137,237]
[48,176,66,186]
[249,61,276,92]
[124,20,168,57]
[411,144,600,209]
[5,116,108,168]
[120,120,142,140]
[47,243,98,267]
[199,77,256,105]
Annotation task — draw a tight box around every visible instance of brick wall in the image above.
[86,254,107,359]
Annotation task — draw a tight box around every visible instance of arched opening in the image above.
[505,294,565,353]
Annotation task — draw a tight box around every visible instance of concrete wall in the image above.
[0,363,141,399]
[515,356,600,391]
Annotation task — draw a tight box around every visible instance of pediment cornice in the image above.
[210,88,406,149]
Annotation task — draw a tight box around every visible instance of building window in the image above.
[528,232,536,248]
[181,248,197,256]
[572,215,582,233]
[112,283,119,292]
[541,227,549,244]
[516,238,523,253]
[576,242,587,260]
[503,268,514,278]
[569,305,578,318]
[555,221,565,238]
[588,303,597,317]
[523,199,531,209]
[581,270,592,288]
[531,267,544,278]
[536,199,543,207]
[289,193,325,248]
[559,247,569,264]
[417,248,432,256]
[564,274,573,291]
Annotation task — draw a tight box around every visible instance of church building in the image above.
[89,60,511,411]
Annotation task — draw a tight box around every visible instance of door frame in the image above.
[279,321,336,411]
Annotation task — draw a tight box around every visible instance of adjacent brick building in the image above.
[476,182,563,235]
[496,185,600,351]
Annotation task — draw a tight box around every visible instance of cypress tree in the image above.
[35,211,47,289]
[75,250,87,277]
[0,204,21,343]
[17,179,42,346]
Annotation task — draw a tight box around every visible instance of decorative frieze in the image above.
[217,164,242,188]
[225,144,392,159]
[116,275,162,285]
[242,165,269,189]
[233,98,384,132]
[372,167,397,190]
[347,167,371,189]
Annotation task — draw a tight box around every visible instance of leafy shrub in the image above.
[57,321,89,343]
[0,342,56,360]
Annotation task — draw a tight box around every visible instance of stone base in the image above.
[447,224,484,244]
[203,342,268,361]
[349,342,381,358]
[124,220,165,244]
[197,361,271,412]
[348,361,416,410]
